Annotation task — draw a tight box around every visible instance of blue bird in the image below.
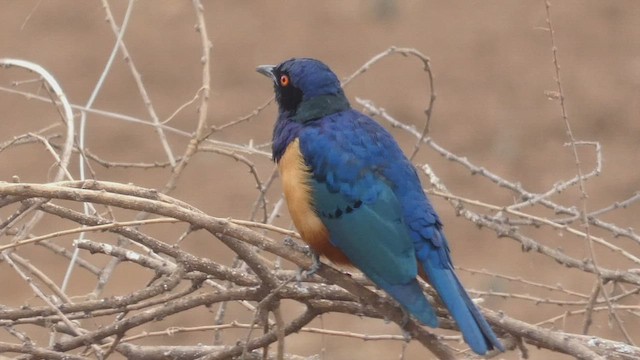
[257,58,504,355]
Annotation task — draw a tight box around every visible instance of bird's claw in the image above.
[399,307,411,329]
[297,253,321,282]
[401,328,411,343]
[283,236,308,253]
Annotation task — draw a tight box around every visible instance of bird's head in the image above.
[257,58,350,122]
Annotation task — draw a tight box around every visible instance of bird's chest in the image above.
[278,139,350,264]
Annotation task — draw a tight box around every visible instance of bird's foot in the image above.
[399,308,411,329]
[296,253,321,282]
[283,236,308,252]
[285,237,321,283]
[401,328,411,343]
[307,252,322,275]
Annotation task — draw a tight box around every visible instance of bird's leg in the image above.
[401,328,412,343]
[297,252,321,282]
[397,309,413,344]
[399,307,412,329]
[284,237,321,281]
[306,252,322,276]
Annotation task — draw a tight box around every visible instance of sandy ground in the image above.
[1,2,639,359]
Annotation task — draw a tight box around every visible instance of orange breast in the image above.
[278,139,351,265]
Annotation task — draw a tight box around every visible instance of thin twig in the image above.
[544,0,634,345]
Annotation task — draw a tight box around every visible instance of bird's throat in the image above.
[291,94,350,123]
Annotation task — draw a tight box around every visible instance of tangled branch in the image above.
[0,1,638,360]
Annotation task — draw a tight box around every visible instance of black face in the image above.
[272,68,303,113]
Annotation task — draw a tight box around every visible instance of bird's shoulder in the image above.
[296,110,402,200]
[298,110,415,191]
[298,110,446,245]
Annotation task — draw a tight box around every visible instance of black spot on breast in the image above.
[353,200,362,208]
[345,206,353,213]
[334,208,343,218]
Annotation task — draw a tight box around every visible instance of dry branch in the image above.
[0,3,638,359]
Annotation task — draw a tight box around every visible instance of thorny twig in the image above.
[0,6,638,359]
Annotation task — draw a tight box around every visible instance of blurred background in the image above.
[1,1,639,359]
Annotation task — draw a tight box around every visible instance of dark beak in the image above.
[256,64,276,82]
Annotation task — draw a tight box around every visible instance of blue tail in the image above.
[382,279,439,328]
[420,242,504,354]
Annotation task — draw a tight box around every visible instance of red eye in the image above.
[280,74,290,87]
